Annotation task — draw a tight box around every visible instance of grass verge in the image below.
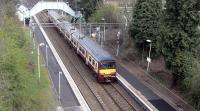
[0,17,58,110]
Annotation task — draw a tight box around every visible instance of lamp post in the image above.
[59,71,62,100]
[101,18,105,42]
[22,11,25,26]
[79,8,84,39]
[146,39,152,73]
[70,28,75,40]
[45,45,49,67]
[31,24,36,49]
[96,26,100,44]
[56,106,64,111]
[116,31,121,56]
[75,0,77,12]
[123,15,128,30]
[38,43,45,82]
[79,9,83,39]
[89,23,92,38]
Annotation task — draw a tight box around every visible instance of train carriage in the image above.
[48,11,117,82]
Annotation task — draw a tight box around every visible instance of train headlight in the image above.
[111,73,116,76]
[91,33,96,38]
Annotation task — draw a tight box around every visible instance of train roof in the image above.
[48,11,114,62]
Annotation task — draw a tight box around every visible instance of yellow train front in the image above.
[97,61,117,82]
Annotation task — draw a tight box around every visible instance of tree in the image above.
[129,0,164,56]
[164,0,200,86]
[88,4,120,23]
[80,0,102,21]
[0,0,18,17]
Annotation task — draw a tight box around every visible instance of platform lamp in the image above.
[59,71,63,100]
[146,39,152,73]
[38,43,45,83]
[101,18,105,42]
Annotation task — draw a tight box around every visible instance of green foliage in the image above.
[88,4,120,23]
[0,1,57,110]
[0,17,55,110]
[163,0,200,109]
[130,0,200,109]
[163,0,200,85]
[0,0,18,18]
[165,0,200,54]
[129,0,164,56]
[168,51,193,84]
[80,0,102,21]
[181,56,200,110]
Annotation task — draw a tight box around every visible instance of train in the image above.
[48,11,117,82]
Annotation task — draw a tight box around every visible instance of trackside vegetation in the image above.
[79,0,102,21]
[129,0,164,56]
[0,0,57,110]
[0,17,57,111]
[130,0,200,109]
[88,4,121,23]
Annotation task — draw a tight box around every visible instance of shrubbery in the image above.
[80,0,102,21]
[129,0,164,57]
[130,0,200,109]
[88,4,121,23]
[0,3,55,110]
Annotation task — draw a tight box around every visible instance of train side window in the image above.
[81,48,85,55]
[80,48,82,53]
[89,56,91,62]
[92,60,95,66]
[95,63,98,68]
[80,47,85,55]
[80,48,83,53]
[81,48,83,53]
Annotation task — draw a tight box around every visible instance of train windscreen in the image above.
[100,62,116,69]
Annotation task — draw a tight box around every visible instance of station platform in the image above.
[117,64,176,111]
[33,19,84,110]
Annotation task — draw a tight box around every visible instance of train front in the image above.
[98,61,117,82]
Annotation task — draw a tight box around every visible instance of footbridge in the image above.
[20,1,78,18]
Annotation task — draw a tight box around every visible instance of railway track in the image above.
[35,12,141,111]
[102,83,137,111]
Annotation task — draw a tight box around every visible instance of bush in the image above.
[166,50,200,110]
[88,4,121,23]
[0,17,55,110]
[184,59,200,110]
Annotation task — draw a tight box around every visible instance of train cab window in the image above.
[100,62,115,69]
